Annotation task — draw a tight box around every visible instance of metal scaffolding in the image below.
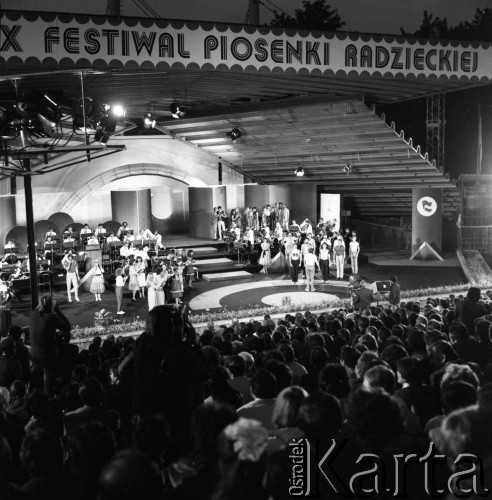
[426,93,446,171]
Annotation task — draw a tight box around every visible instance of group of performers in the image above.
[60,245,197,315]
[211,202,361,288]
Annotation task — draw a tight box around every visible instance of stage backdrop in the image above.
[411,188,443,256]
[111,189,152,233]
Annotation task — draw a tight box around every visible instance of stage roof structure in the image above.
[1,10,490,216]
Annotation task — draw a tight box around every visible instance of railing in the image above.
[351,219,411,251]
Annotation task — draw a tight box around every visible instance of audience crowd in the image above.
[0,287,492,498]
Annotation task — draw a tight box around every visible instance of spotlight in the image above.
[343,161,352,175]
[226,127,242,142]
[110,104,126,118]
[170,102,180,119]
[144,112,156,128]
[295,164,304,177]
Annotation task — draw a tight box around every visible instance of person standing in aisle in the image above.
[259,238,271,274]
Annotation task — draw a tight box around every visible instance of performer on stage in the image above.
[273,222,283,240]
[261,223,271,239]
[135,256,147,299]
[299,218,313,235]
[319,242,331,283]
[114,267,127,315]
[146,267,165,311]
[217,206,226,240]
[62,253,80,302]
[304,247,320,292]
[89,260,105,302]
[289,244,301,284]
[230,222,241,241]
[348,235,360,275]
[251,207,259,231]
[333,236,346,280]
[210,207,219,240]
[281,203,290,231]
[259,238,271,274]
[171,262,184,305]
[184,255,196,288]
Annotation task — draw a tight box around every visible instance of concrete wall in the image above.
[289,183,317,223]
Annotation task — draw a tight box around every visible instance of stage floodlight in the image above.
[111,104,126,118]
[343,161,352,175]
[144,112,156,128]
[226,127,242,142]
[295,164,304,177]
[170,102,180,119]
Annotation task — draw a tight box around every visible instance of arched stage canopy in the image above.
[1,10,491,217]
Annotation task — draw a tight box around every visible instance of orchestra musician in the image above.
[245,227,255,245]
[95,224,107,238]
[123,232,135,243]
[106,232,120,243]
[80,224,92,236]
[45,227,57,240]
[153,230,164,249]
[261,223,270,239]
[117,222,130,238]
[230,222,241,241]
[86,235,99,245]
[273,222,283,240]
[4,240,15,250]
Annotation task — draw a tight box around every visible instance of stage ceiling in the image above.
[1,11,490,217]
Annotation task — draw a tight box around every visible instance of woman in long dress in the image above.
[89,260,105,301]
[156,267,167,306]
[135,256,147,299]
[146,269,159,311]
[129,258,141,301]
[259,238,271,274]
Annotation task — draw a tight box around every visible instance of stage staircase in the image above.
[170,238,259,282]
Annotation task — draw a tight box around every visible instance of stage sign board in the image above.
[1,11,491,82]
[412,188,443,257]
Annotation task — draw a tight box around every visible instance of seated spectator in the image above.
[98,450,164,500]
[64,377,120,435]
[277,344,307,385]
[270,385,308,443]
[205,366,243,409]
[66,422,117,500]
[449,321,488,368]
[226,355,253,404]
[237,369,277,429]
[7,380,29,426]
[0,343,22,389]
[133,414,170,469]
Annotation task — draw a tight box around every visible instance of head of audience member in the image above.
[297,392,343,445]
[251,369,277,400]
[272,386,308,430]
[319,364,350,399]
[20,428,63,478]
[98,450,163,500]
[133,415,170,465]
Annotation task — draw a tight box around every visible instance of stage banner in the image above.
[1,11,491,82]
[411,188,442,257]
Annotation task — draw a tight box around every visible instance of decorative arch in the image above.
[61,163,207,214]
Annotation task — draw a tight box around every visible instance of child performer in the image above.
[170,262,184,305]
[89,260,105,301]
[115,267,127,314]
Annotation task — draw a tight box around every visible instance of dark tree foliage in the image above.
[402,7,492,42]
[269,0,344,31]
